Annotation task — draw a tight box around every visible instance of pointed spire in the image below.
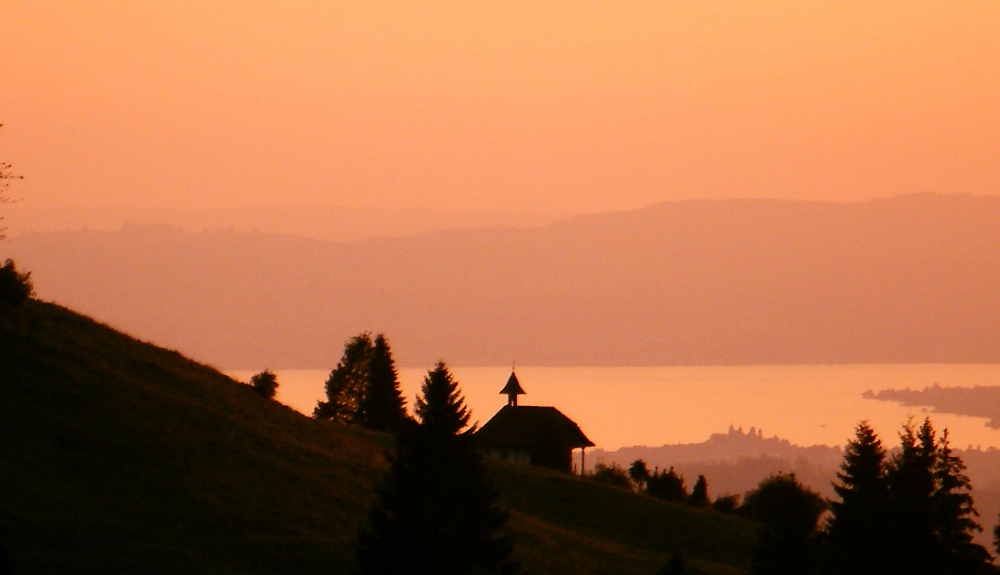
[499,371,526,406]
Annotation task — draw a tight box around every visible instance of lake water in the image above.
[229,365,1000,451]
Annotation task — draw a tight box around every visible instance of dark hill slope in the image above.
[0,300,754,574]
[7,193,1000,367]
[0,300,388,574]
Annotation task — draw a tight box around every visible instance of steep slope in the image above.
[0,300,754,574]
[0,299,389,574]
[7,193,1000,368]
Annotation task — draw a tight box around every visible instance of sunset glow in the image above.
[3,1,999,213]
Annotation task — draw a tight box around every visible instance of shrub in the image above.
[589,462,634,490]
[249,370,279,399]
[712,494,741,514]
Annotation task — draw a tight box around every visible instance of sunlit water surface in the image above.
[228,365,1000,451]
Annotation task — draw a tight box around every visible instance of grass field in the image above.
[0,299,755,574]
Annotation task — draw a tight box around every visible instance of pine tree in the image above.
[885,419,939,574]
[313,333,373,422]
[826,421,890,575]
[355,362,519,575]
[415,362,472,436]
[689,475,710,507]
[356,334,409,432]
[931,430,993,571]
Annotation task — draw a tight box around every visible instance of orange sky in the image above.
[2,1,998,213]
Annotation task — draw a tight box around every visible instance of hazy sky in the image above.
[3,1,998,213]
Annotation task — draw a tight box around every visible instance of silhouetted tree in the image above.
[712,494,740,514]
[884,419,939,574]
[0,124,24,241]
[414,361,472,437]
[589,462,633,490]
[931,430,993,571]
[355,334,409,432]
[883,418,994,575]
[689,475,710,507]
[742,473,826,575]
[0,259,33,308]
[647,467,688,502]
[249,369,278,399]
[629,459,650,491]
[355,362,519,575]
[314,333,373,422]
[825,421,890,575]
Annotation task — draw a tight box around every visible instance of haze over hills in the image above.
[2,205,568,243]
[5,193,1000,369]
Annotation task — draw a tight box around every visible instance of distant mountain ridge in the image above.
[3,205,567,243]
[6,193,1000,368]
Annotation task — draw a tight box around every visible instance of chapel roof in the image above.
[475,405,594,450]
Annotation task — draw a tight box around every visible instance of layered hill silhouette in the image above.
[0,300,755,574]
[6,193,999,368]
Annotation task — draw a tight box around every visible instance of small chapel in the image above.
[474,371,594,474]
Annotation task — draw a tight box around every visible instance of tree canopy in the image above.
[743,473,826,575]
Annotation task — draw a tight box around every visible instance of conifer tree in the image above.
[356,334,409,432]
[931,430,993,571]
[689,475,710,507]
[313,333,373,422]
[414,361,472,436]
[355,362,519,575]
[881,418,995,574]
[826,421,890,575]
[884,419,940,574]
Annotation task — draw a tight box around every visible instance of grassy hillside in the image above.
[0,300,755,574]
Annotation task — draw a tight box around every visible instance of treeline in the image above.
[589,461,734,512]
[601,419,1000,575]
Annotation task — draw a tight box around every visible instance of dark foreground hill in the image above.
[6,193,1000,368]
[0,300,754,574]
